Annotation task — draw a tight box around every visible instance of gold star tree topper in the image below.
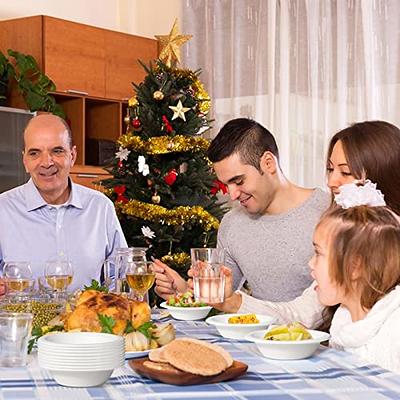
[155,19,192,67]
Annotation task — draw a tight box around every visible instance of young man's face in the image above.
[213,152,277,215]
[23,116,77,204]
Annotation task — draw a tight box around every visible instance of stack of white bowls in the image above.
[38,332,125,387]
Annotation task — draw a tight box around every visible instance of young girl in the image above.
[309,190,400,372]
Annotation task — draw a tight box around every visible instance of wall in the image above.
[0,0,181,37]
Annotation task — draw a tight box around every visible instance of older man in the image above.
[0,114,127,293]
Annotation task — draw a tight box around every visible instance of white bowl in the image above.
[39,332,123,347]
[160,301,212,320]
[206,314,275,339]
[246,329,330,360]
[50,369,113,387]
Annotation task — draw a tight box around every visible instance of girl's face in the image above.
[308,222,346,306]
[327,140,356,195]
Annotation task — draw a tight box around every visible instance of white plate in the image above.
[246,329,330,360]
[206,314,275,339]
[160,301,212,320]
[125,349,150,359]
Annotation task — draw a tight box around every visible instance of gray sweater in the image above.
[217,188,331,301]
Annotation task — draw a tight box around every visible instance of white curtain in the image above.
[181,0,400,187]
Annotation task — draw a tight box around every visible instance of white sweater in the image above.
[330,286,400,373]
[238,281,325,329]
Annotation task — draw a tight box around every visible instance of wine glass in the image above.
[44,261,74,299]
[125,261,155,302]
[2,261,34,295]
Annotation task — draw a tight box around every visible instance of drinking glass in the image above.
[191,248,226,303]
[0,312,33,367]
[125,261,155,302]
[103,248,147,293]
[44,261,74,299]
[2,261,34,295]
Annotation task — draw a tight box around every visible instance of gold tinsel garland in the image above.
[161,252,191,267]
[116,199,219,231]
[118,134,209,155]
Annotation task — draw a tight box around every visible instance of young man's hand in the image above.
[152,259,188,300]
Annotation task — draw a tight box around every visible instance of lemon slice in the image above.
[264,322,312,341]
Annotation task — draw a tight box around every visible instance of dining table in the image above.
[1,313,400,400]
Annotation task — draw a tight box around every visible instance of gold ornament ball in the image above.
[124,115,131,125]
[153,90,164,101]
[152,194,161,204]
[128,96,138,107]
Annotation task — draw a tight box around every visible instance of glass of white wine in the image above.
[44,261,73,299]
[125,261,155,302]
[3,262,34,296]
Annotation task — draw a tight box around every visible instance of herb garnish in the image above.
[28,325,64,354]
[98,314,116,334]
[137,321,156,339]
[84,279,109,293]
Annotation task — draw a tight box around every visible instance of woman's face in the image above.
[327,140,356,195]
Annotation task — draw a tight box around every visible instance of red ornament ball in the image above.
[132,118,141,129]
[164,169,178,186]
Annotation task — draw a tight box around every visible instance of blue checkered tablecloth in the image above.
[1,316,400,400]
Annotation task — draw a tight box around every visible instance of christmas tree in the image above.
[104,20,227,280]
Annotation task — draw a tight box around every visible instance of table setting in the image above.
[1,248,400,399]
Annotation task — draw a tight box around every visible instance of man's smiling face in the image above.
[213,152,277,215]
[23,115,76,204]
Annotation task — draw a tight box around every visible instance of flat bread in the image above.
[162,338,229,376]
[177,338,233,368]
[143,360,181,374]
[148,347,169,363]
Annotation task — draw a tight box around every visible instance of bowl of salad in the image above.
[160,292,212,321]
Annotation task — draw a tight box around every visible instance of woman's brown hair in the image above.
[327,121,400,215]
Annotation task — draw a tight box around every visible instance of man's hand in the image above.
[152,259,188,300]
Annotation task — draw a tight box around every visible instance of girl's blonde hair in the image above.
[319,205,400,310]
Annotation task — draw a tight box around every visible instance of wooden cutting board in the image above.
[129,357,248,386]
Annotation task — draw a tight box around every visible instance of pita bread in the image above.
[148,347,169,363]
[177,338,233,368]
[143,360,181,374]
[162,338,229,376]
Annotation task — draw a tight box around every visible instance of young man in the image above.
[154,118,330,301]
[0,114,127,293]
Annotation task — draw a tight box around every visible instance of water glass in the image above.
[2,261,34,296]
[191,248,226,303]
[0,312,33,367]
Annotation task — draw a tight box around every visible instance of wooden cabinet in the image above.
[0,15,157,99]
[70,165,111,191]
[0,15,157,188]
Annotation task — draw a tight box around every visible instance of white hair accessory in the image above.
[334,180,386,209]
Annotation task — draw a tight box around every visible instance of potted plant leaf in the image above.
[0,50,14,106]
[7,49,64,117]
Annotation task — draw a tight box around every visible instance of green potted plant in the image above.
[7,49,64,117]
[0,50,14,106]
